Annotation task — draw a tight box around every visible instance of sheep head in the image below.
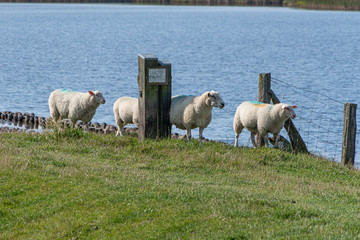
[281,104,297,119]
[88,91,106,104]
[206,90,225,109]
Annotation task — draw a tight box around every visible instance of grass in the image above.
[1,129,360,239]
[284,0,360,10]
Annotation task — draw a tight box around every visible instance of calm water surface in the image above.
[1,4,360,164]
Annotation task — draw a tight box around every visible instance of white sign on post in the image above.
[148,67,167,85]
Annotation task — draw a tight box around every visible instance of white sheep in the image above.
[48,89,106,130]
[113,96,139,136]
[170,90,225,145]
[233,101,297,148]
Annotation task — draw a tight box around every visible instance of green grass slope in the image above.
[1,129,360,239]
[284,0,360,10]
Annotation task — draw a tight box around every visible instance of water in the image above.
[1,4,360,165]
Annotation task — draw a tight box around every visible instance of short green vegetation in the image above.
[284,0,360,10]
[1,129,360,239]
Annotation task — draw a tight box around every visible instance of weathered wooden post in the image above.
[257,73,271,147]
[258,73,271,104]
[137,53,172,141]
[341,103,357,166]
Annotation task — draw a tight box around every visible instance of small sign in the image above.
[147,67,168,85]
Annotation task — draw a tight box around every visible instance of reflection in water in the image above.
[0,119,44,133]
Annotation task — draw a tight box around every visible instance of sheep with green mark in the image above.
[48,89,106,130]
[170,90,225,146]
[233,101,297,148]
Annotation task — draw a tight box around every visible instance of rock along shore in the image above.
[0,111,214,143]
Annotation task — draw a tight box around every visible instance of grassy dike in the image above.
[284,0,360,10]
[1,129,360,239]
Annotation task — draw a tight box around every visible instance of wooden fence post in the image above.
[257,73,271,147]
[258,73,271,104]
[341,103,357,166]
[158,59,172,138]
[137,53,172,141]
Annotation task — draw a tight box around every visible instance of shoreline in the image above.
[1,1,360,11]
[0,110,215,143]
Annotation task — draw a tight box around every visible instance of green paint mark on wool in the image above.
[60,89,76,93]
[249,101,273,110]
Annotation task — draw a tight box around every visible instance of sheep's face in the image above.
[89,91,106,104]
[281,104,297,119]
[207,91,225,109]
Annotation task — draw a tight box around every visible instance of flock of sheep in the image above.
[48,88,297,148]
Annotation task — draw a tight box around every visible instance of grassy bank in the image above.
[285,0,360,10]
[1,129,360,239]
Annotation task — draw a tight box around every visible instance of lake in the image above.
[1,3,360,165]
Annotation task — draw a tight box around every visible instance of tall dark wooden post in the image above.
[258,73,271,104]
[257,73,271,147]
[341,103,357,166]
[138,54,172,141]
[157,59,172,138]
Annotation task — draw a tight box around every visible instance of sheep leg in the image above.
[199,127,204,146]
[86,123,90,132]
[115,125,124,136]
[234,133,239,147]
[115,120,124,137]
[50,108,59,123]
[233,127,243,148]
[273,133,280,148]
[264,135,269,147]
[233,121,243,148]
[250,132,257,148]
[49,110,62,129]
[115,129,124,137]
[186,129,192,142]
[50,116,59,127]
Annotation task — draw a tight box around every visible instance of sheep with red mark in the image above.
[233,101,297,148]
[48,89,106,130]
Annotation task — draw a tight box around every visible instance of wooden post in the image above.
[257,73,271,147]
[138,54,172,141]
[341,103,357,166]
[158,60,172,138]
[258,73,271,104]
[269,89,308,154]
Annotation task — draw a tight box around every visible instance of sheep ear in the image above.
[88,91,94,95]
[208,92,211,97]
[281,105,287,110]
[292,105,297,109]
